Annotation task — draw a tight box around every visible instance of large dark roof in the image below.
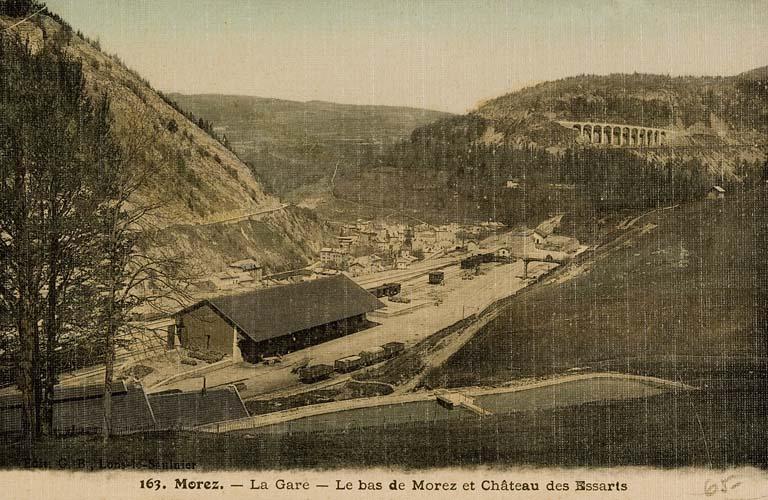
[149,386,248,429]
[0,381,127,409]
[183,274,384,344]
[0,382,156,435]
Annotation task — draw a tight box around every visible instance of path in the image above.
[196,203,289,227]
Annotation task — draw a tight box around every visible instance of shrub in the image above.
[187,349,225,364]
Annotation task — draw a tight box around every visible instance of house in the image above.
[532,214,564,246]
[211,271,248,290]
[229,258,261,272]
[464,240,479,252]
[320,247,352,269]
[542,235,580,253]
[348,260,366,277]
[394,258,409,270]
[532,229,549,246]
[173,275,385,363]
[706,185,726,200]
[495,247,512,260]
[337,235,356,249]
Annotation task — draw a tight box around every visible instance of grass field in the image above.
[1,379,764,469]
[423,187,768,388]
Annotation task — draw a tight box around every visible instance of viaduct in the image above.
[556,120,673,147]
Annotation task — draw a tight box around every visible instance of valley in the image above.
[0,0,766,474]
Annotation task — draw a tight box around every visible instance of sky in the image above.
[44,0,768,113]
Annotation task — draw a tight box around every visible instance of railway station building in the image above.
[173,274,384,363]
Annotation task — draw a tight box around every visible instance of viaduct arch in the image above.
[556,120,672,147]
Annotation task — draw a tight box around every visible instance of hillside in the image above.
[0,10,330,275]
[330,69,768,230]
[477,70,768,144]
[424,187,768,388]
[167,93,451,198]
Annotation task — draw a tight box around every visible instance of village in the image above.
[0,213,586,434]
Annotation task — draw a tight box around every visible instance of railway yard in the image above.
[144,256,560,401]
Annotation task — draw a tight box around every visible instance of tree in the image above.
[92,113,194,439]
[0,34,193,443]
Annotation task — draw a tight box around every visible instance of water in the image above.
[253,378,669,435]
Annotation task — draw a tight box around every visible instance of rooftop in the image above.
[178,274,385,344]
[148,386,248,429]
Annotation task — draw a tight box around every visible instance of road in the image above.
[196,203,289,227]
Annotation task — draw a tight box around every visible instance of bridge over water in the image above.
[556,120,673,147]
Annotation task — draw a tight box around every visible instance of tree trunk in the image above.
[44,236,58,435]
[17,311,37,448]
[14,148,39,445]
[102,320,114,441]
[102,239,117,442]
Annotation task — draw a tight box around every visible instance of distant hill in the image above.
[0,10,331,274]
[332,69,768,228]
[475,70,768,145]
[166,93,451,198]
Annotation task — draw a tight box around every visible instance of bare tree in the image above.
[93,112,194,439]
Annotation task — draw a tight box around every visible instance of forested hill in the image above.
[0,3,331,275]
[167,93,451,198]
[334,69,768,230]
[475,69,768,144]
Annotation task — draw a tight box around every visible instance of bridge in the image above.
[520,255,566,279]
[556,120,673,147]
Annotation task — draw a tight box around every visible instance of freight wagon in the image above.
[382,341,405,357]
[332,341,407,374]
[298,364,334,383]
[359,346,387,365]
[334,355,364,373]
[367,282,402,298]
[428,271,445,284]
[460,255,481,269]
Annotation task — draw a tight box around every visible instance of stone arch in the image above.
[593,126,601,144]
[622,127,630,146]
[613,127,622,146]
[660,131,666,145]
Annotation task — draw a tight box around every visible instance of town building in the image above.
[210,270,256,291]
[320,247,352,269]
[541,235,580,253]
[707,185,726,200]
[532,214,564,247]
[173,275,385,363]
[495,247,512,260]
[337,235,356,249]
